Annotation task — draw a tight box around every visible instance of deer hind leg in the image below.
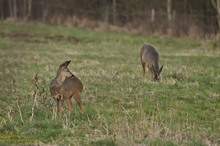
[65,98,73,111]
[73,92,83,112]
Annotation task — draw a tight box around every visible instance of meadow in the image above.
[0,21,220,146]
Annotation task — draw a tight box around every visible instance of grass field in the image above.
[0,21,220,146]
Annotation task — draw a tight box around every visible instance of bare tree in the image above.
[167,0,172,36]
[9,0,17,18]
[112,0,117,25]
[42,0,49,23]
[25,0,32,20]
[211,0,220,37]
[19,0,32,20]
[0,0,3,19]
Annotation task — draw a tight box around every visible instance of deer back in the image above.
[140,44,159,71]
[59,76,83,98]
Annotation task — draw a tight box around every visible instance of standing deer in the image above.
[140,44,163,81]
[50,60,83,113]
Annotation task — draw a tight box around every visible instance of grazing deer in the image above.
[50,60,83,113]
[140,44,163,81]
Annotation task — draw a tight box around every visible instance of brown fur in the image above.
[50,60,83,113]
[140,44,163,81]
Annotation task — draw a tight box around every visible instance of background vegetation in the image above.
[0,21,220,145]
[1,0,220,38]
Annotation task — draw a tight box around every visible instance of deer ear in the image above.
[159,66,163,73]
[66,60,71,66]
[59,60,71,68]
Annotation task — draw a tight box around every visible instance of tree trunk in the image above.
[167,0,172,36]
[9,0,13,17]
[104,5,109,28]
[13,0,17,18]
[22,0,32,20]
[23,0,27,18]
[112,0,117,25]
[27,0,32,19]
[9,0,17,18]
[42,0,49,23]
[211,0,220,37]
[0,0,3,19]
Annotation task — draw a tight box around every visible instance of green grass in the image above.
[0,21,220,146]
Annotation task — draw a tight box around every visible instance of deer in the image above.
[140,44,163,81]
[50,60,83,113]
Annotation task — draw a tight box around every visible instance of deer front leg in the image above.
[141,62,146,77]
[149,68,155,81]
[57,99,64,113]
[147,67,153,81]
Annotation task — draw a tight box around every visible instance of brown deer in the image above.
[140,44,163,81]
[50,60,83,113]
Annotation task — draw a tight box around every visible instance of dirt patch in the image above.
[0,32,81,44]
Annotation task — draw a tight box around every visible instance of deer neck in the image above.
[55,74,65,86]
[153,61,159,72]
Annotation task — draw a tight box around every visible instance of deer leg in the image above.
[65,98,73,111]
[149,68,154,81]
[57,99,63,113]
[141,62,146,77]
[73,92,83,112]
